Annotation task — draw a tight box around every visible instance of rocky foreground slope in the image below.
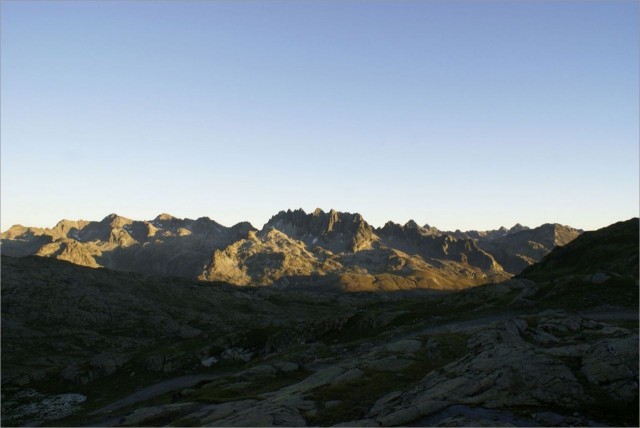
[1,218,637,427]
[1,209,581,291]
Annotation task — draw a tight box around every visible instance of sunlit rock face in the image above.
[1,209,584,290]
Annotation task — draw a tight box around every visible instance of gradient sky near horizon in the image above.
[1,1,638,232]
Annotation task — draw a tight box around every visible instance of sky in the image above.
[1,1,638,232]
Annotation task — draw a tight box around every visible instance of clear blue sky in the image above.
[1,1,638,231]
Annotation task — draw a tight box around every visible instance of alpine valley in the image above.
[1,212,638,427]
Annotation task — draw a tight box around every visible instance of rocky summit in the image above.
[452,222,583,274]
[1,214,256,279]
[1,209,582,292]
[1,217,638,427]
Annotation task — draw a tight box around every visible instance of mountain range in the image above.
[1,217,637,427]
[1,209,582,291]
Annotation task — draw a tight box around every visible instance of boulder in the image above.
[580,335,639,402]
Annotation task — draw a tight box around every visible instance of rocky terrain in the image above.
[1,213,255,279]
[1,218,637,427]
[520,218,639,282]
[1,209,581,291]
[452,222,582,274]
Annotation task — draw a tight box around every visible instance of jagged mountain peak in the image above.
[421,223,442,236]
[54,219,80,228]
[0,224,41,240]
[102,213,128,221]
[514,222,582,241]
[404,220,419,229]
[267,208,367,229]
[4,224,26,231]
[461,222,584,274]
[1,212,262,279]
[154,213,178,222]
[379,221,411,235]
[265,208,375,253]
[1,210,585,286]
[380,221,438,237]
[508,223,529,233]
[230,221,256,231]
[100,214,133,229]
[260,226,294,241]
[537,222,579,231]
[51,219,91,238]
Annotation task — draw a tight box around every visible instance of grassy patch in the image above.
[305,370,404,426]
[534,277,638,312]
[192,368,309,404]
[609,319,640,331]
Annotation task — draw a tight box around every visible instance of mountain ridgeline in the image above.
[520,218,639,282]
[1,209,582,291]
[1,217,637,427]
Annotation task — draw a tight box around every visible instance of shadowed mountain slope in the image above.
[520,218,639,282]
[453,223,582,274]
